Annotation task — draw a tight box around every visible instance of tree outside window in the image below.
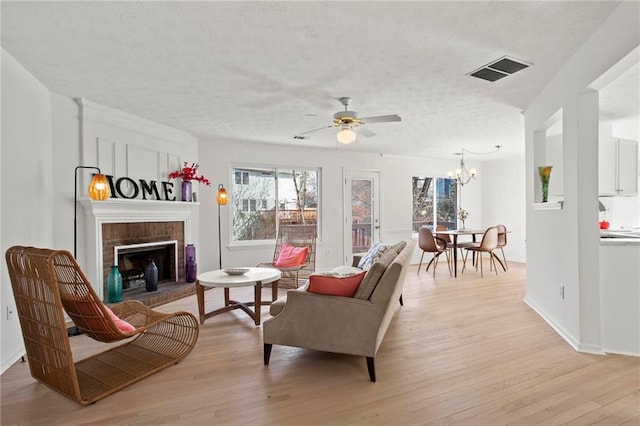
[231,167,319,242]
[412,176,457,232]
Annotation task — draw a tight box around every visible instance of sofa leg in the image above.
[264,343,272,365]
[366,357,376,382]
[399,294,404,306]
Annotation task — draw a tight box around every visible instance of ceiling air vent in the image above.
[468,56,532,82]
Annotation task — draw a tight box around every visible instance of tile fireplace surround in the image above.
[80,198,199,306]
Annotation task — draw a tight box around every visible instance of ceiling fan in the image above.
[294,97,401,144]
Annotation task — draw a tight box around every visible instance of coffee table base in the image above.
[196,280,278,326]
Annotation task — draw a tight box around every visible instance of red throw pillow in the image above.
[275,243,308,267]
[307,271,366,297]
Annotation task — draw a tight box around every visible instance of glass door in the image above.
[343,169,380,263]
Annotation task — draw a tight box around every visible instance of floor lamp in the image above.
[71,166,110,336]
[216,184,229,269]
[74,166,111,258]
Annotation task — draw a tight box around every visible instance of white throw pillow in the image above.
[357,242,388,270]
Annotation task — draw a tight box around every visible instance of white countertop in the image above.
[600,238,640,246]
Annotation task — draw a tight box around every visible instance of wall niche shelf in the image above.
[533,201,563,211]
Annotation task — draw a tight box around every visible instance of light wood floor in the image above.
[2,262,638,425]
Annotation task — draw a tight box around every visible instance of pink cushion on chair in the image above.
[104,306,136,333]
[307,271,366,297]
[65,293,136,334]
[274,243,308,267]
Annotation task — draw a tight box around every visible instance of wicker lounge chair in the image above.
[258,224,316,289]
[5,246,199,405]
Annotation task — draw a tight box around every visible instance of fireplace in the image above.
[80,198,200,306]
[115,240,179,291]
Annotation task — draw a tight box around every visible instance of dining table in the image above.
[435,228,505,277]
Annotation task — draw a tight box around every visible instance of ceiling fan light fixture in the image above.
[336,127,357,144]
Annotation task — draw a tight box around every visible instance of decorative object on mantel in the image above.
[216,184,229,269]
[538,166,553,203]
[144,259,159,292]
[186,244,197,283]
[74,166,111,259]
[168,162,211,202]
[458,208,469,229]
[107,265,123,303]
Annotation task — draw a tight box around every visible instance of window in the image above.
[234,171,249,185]
[412,176,457,232]
[231,167,319,242]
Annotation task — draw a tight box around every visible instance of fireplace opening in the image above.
[115,241,178,292]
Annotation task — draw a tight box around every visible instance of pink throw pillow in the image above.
[104,306,136,333]
[307,271,366,297]
[275,243,308,267]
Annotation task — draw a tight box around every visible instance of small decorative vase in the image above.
[185,244,197,283]
[186,257,197,283]
[144,259,159,292]
[538,166,553,203]
[181,180,192,202]
[107,265,122,303]
[461,220,466,230]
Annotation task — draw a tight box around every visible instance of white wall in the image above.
[482,155,527,263]
[196,140,508,272]
[1,49,55,372]
[523,2,640,353]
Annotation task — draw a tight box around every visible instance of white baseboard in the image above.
[523,296,605,355]
[0,347,26,375]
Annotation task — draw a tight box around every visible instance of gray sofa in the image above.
[263,239,416,381]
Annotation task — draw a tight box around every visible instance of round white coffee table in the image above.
[196,267,281,325]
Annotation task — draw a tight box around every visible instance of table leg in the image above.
[196,280,205,324]
[271,281,278,302]
[224,287,230,306]
[254,280,262,326]
[453,235,458,277]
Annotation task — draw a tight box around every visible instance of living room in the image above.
[1,2,639,423]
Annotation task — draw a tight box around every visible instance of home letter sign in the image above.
[105,175,177,201]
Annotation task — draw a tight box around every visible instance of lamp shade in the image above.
[216,184,229,205]
[336,127,357,144]
[88,174,110,201]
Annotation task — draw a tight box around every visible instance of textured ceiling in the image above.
[1,1,631,160]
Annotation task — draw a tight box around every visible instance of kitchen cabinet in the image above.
[599,137,638,196]
[599,242,640,355]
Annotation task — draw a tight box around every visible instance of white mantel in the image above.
[81,198,199,299]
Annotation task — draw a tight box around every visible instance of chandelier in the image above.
[448,149,476,186]
[447,145,502,185]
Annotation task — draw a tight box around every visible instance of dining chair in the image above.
[461,226,499,277]
[496,224,508,271]
[435,224,453,257]
[417,226,451,277]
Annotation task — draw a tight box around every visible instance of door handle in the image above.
[374,225,380,229]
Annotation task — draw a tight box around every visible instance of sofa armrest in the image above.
[263,290,385,357]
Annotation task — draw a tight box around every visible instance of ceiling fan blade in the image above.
[360,114,402,123]
[296,124,336,136]
[359,127,376,138]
